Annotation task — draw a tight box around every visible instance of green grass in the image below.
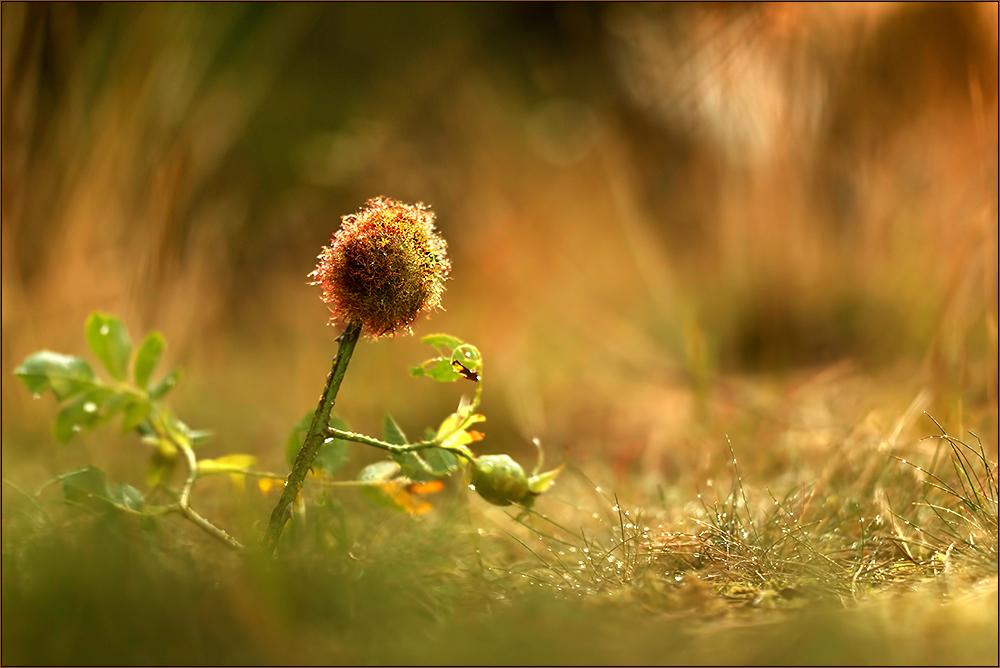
[2,418,996,665]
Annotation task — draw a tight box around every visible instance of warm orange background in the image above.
[3,3,997,490]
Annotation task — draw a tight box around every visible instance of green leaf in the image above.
[385,413,441,481]
[108,483,145,511]
[162,412,211,449]
[14,351,97,400]
[417,427,458,473]
[99,391,149,433]
[121,399,151,432]
[148,368,182,400]
[187,429,213,447]
[383,414,408,445]
[198,454,258,476]
[285,412,349,476]
[285,411,314,468]
[422,333,465,351]
[314,439,348,477]
[314,416,349,476]
[393,452,436,481]
[85,313,132,381]
[134,332,165,389]
[528,462,566,495]
[53,387,115,443]
[146,448,177,488]
[61,466,144,512]
[410,358,462,383]
[423,448,461,475]
[62,466,111,506]
[359,461,406,511]
[101,391,134,418]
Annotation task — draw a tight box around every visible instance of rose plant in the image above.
[14,198,563,556]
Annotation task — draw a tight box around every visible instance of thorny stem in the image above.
[261,321,362,556]
[323,426,475,462]
[238,469,417,487]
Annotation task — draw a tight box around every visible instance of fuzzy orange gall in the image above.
[311,197,451,338]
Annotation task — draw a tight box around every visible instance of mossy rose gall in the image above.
[311,197,451,338]
[263,197,452,555]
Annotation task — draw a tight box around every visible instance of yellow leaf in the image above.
[378,481,432,514]
[228,473,246,492]
[258,478,275,494]
[372,478,444,515]
[407,480,445,495]
[528,462,566,495]
[198,454,257,476]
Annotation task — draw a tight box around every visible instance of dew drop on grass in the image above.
[83,402,98,413]
[100,324,110,336]
[32,394,41,400]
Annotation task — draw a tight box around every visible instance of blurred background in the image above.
[3,2,997,494]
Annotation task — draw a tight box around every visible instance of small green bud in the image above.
[469,454,530,506]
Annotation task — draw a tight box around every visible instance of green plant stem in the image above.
[176,441,244,550]
[238,469,408,487]
[141,406,243,550]
[261,321,361,555]
[324,426,475,462]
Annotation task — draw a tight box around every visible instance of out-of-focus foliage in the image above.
[3,4,996,471]
[1,5,997,663]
